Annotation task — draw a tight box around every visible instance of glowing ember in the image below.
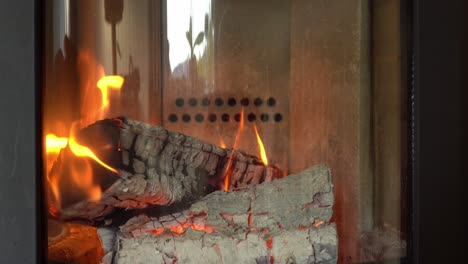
[223,108,245,191]
[266,237,273,250]
[96,75,124,108]
[253,124,268,166]
[314,221,324,227]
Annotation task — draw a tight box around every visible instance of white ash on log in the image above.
[112,225,337,264]
[100,165,337,264]
[50,117,282,223]
[119,165,334,238]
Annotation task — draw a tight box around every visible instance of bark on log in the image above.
[50,117,282,223]
[100,165,336,263]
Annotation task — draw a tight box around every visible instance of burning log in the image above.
[99,165,337,263]
[110,225,337,264]
[50,117,283,223]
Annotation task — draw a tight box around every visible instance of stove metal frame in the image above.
[0,0,45,263]
[0,0,464,263]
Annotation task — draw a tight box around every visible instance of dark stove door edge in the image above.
[411,0,464,263]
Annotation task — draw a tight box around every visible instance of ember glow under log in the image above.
[99,165,337,264]
[49,117,283,222]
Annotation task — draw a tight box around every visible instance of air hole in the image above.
[168,114,178,123]
[208,113,217,122]
[215,97,224,106]
[202,98,210,106]
[247,113,256,122]
[195,114,204,123]
[188,98,197,107]
[260,113,269,122]
[227,97,237,106]
[221,113,230,122]
[234,113,241,122]
[175,98,184,107]
[182,114,191,123]
[240,98,249,106]
[267,97,276,107]
[254,98,263,106]
[274,113,282,122]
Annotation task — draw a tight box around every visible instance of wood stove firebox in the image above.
[0,0,464,264]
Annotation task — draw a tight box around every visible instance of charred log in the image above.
[111,225,337,264]
[50,117,282,223]
[100,165,337,263]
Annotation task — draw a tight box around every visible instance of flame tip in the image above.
[253,124,268,166]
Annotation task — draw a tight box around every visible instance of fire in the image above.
[219,138,226,148]
[253,124,268,166]
[223,108,245,191]
[49,175,61,210]
[96,75,124,108]
[68,155,102,202]
[44,133,68,208]
[45,72,123,211]
[45,127,117,207]
[45,129,118,175]
[45,134,68,153]
[68,128,118,174]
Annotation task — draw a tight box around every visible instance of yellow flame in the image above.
[45,134,68,153]
[253,124,268,166]
[223,108,245,191]
[44,133,68,208]
[220,139,226,148]
[68,136,118,174]
[96,75,124,108]
[45,63,124,212]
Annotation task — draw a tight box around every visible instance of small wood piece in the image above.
[48,219,103,264]
[100,165,337,263]
[51,117,282,223]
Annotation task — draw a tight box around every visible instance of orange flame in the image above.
[68,128,118,174]
[49,175,61,209]
[220,138,226,148]
[223,108,245,191]
[45,73,123,210]
[96,75,124,108]
[45,128,116,205]
[68,156,102,202]
[253,124,268,166]
[44,133,68,209]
